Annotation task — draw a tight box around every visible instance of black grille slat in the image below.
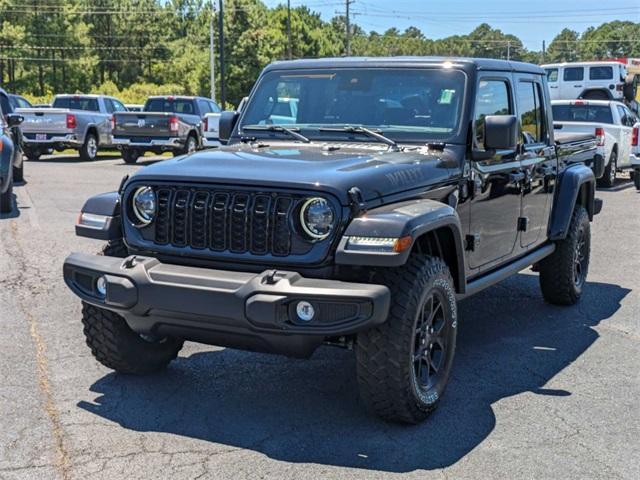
[151,186,299,256]
[272,197,293,256]
[250,195,272,254]
[230,194,250,253]
[155,189,172,244]
[190,192,209,248]
[210,193,229,251]
[172,190,191,246]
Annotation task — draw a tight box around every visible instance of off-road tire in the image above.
[12,162,24,182]
[79,133,98,162]
[356,255,458,424]
[81,302,183,375]
[583,90,609,101]
[624,74,638,103]
[0,180,13,214]
[635,170,640,190]
[100,238,128,258]
[122,148,140,164]
[539,206,590,306]
[597,150,617,188]
[177,134,198,156]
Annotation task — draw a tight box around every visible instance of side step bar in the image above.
[459,243,556,300]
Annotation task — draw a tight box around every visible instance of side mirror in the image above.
[219,110,239,142]
[484,115,518,151]
[7,114,24,127]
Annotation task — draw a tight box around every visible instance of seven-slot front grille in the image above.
[150,186,297,256]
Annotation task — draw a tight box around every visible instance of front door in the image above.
[514,75,555,248]
[560,66,585,100]
[467,75,522,270]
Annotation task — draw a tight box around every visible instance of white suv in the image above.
[542,61,637,107]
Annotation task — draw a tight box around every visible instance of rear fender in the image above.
[336,198,466,293]
[549,164,596,240]
[75,191,122,240]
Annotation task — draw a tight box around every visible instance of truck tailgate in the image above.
[19,108,70,135]
[113,112,174,138]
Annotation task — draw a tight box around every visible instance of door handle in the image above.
[574,84,583,88]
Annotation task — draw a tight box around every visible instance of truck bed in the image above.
[112,112,176,138]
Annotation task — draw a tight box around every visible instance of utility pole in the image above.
[209,1,216,102]
[287,0,292,59]
[345,0,354,56]
[218,0,226,107]
[506,41,511,61]
[542,40,546,63]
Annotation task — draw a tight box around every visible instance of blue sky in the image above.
[262,0,640,51]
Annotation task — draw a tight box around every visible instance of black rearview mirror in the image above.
[484,115,518,151]
[218,111,240,142]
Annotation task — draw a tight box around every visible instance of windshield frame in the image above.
[236,66,469,145]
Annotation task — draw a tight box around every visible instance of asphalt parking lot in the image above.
[1,154,638,480]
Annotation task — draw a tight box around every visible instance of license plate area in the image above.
[36,133,47,140]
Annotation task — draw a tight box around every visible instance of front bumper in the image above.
[112,137,182,149]
[63,253,390,357]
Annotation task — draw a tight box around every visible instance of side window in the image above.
[473,79,511,148]
[516,81,546,144]
[623,107,637,126]
[104,99,115,114]
[545,68,558,83]
[209,101,221,113]
[589,66,613,81]
[111,99,127,112]
[564,67,584,82]
[197,99,210,115]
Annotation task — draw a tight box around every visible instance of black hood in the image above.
[129,142,462,204]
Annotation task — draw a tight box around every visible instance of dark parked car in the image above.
[64,57,602,423]
[112,95,220,163]
[0,91,23,213]
[0,88,25,186]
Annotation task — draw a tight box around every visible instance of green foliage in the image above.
[0,1,638,106]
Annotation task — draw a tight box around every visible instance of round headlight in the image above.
[132,186,156,225]
[300,197,335,240]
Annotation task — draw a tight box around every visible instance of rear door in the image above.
[468,74,522,270]
[514,74,554,248]
[616,104,634,166]
[560,66,585,99]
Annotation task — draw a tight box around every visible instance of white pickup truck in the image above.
[551,99,639,187]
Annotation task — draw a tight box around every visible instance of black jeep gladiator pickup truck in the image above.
[112,95,220,163]
[64,57,603,424]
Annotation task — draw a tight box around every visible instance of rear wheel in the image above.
[356,255,457,424]
[635,170,640,190]
[597,150,617,188]
[122,148,140,164]
[539,206,590,305]
[583,90,609,101]
[79,133,98,161]
[177,134,197,156]
[25,151,41,162]
[624,74,638,102]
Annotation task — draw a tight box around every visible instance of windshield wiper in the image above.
[318,126,399,150]
[242,124,310,143]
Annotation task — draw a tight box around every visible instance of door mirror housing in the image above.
[7,114,24,127]
[219,111,240,142]
[484,115,518,151]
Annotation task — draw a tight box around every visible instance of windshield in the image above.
[53,96,99,111]
[552,104,613,124]
[240,68,466,142]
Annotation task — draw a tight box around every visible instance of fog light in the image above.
[296,301,315,322]
[96,276,107,297]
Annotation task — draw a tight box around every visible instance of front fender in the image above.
[75,191,122,240]
[549,164,596,240]
[335,198,466,292]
